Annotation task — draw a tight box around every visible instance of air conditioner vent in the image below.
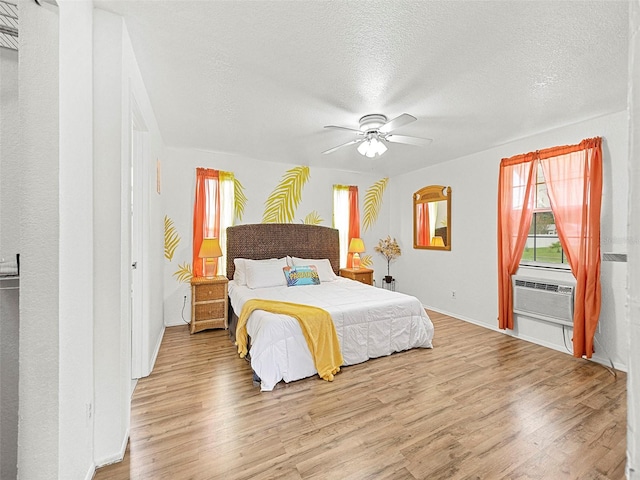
[512,275,575,327]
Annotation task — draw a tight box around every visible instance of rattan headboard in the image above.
[226,223,340,280]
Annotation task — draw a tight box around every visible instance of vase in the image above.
[384,275,393,283]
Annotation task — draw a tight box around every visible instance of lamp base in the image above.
[352,253,361,269]
[203,259,216,279]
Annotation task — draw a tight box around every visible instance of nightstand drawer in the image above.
[194,283,226,302]
[339,268,374,286]
[194,301,226,320]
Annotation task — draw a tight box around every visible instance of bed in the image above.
[226,223,435,391]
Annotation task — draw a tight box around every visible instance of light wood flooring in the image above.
[94,311,627,480]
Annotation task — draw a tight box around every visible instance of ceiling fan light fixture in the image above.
[323,113,430,156]
[375,137,388,156]
[357,135,387,158]
[357,140,370,156]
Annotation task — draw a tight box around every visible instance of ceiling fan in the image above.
[322,113,432,157]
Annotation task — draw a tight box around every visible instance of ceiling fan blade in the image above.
[322,138,364,155]
[324,125,364,134]
[385,134,433,147]
[378,113,417,133]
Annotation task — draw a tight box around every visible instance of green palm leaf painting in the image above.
[362,177,389,232]
[164,215,180,261]
[262,166,310,223]
[173,262,193,283]
[233,177,247,222]
[303,210,323,225]
[360,254,373,268]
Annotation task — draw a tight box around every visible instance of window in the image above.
[520,163,568,266]
[193,169,235,277]
[498,137,602,357]
[333,185,359,267]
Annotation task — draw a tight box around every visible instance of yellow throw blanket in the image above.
[235,299,344,382]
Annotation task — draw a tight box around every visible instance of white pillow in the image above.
[291,257,338,282]
[234,257,289,285]
[245,257,289,289]
[233,258,248,285]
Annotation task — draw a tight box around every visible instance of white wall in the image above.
[162,148,392,326]
[0,43,19,480]
[17,0,60,477]
[93,8,166,466]
[58,1,95,478]
[392,111,629,371]
[627,0,639,477]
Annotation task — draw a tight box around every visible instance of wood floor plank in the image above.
[94,311,627,480]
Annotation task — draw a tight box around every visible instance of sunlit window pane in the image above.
[521,211,567,265]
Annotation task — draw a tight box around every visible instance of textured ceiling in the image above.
[94,0,629,176]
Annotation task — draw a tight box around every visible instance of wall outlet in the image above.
[451,290,456,299]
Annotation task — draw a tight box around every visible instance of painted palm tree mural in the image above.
[303,210,323,225]
[360,254,373,268]
[233,176,247,222]
[262,166,310,223]
[173,262,193,283]
[164,216,180,261]
[362,177,389,232]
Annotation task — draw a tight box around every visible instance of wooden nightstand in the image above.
[339,267,374,286]
[190,276,228,333]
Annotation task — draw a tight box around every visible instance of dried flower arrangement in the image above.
[375,236,401,281]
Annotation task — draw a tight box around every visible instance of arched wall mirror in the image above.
[413,185,451,250]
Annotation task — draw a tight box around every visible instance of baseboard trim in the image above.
[94,429,129,470]
[422,304,628,373]
[145,325,165,377]
[84,463,96,480]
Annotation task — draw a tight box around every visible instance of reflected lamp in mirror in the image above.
[431,236,445,247]
[348,237,366,269]
[413,185,451,250]
[198,237,222,278]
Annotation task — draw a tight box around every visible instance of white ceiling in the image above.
[94,0,630,176]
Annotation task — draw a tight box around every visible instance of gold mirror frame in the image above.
[413,185,451,250]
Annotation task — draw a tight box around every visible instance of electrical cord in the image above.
[563,325,616,378]
[181,295,190,325]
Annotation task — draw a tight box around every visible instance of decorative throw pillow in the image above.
[291,257,338,282]
[283,265,321,287]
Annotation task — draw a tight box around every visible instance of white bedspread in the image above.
[229,277,434,391]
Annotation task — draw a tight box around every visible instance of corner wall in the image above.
[59,1,95,478]
[627,0,639,476]
[391,111,629,371]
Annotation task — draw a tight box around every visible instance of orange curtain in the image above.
[417,203,430,246]
[539,137,602,358]
[346,186,360,268]
[497,154,537,329]
[193,168,220,278]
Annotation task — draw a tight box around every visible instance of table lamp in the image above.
[198,237,222,278]
[348,238,366,269]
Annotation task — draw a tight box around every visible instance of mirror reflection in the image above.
[413,185,451,250]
